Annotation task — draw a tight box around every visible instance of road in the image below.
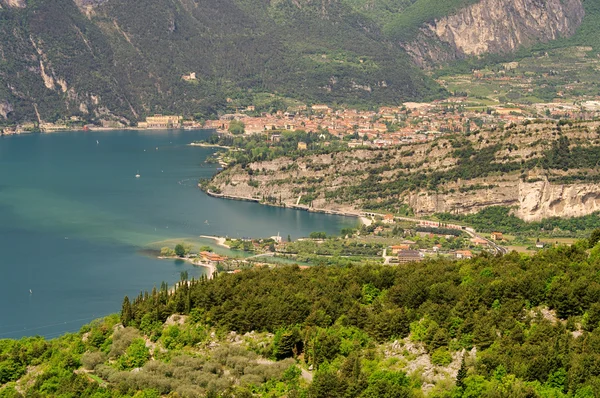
[246,253,275,260]
[361,212,508,256]
[382,248,395,265]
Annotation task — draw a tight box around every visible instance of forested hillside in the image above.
[3,236,600,396]
[0,0,440,126]
[2,0,598,125]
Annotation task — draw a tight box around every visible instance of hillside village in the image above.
[201,97,600,147]
[4,96,600,139]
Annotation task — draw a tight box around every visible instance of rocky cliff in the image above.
[404,0,585,66]
[207,120,600,222]
[405,176,600,222]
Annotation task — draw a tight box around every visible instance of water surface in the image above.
[0,130,356,338]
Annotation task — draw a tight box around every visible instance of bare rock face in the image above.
[72,0,108,15]
[73,0,108,7]
[517,180,600,221]
[0,101,14,119]
[0,0,26,8]
[405,0,585,66]
[405,176,600,222]
[404,176,522,217]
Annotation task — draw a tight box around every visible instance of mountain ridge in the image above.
[0,0,593,125]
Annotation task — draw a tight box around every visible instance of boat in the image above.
[96,140,99,145]
[135,170,141,178]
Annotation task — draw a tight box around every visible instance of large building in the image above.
[397,250,424,264]
[143,115,183,129]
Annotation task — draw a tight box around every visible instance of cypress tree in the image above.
[456,355,467,389]
[121,296,132,326]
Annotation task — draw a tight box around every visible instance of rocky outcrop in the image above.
[517,179,600,221]
[0,0,26,8]
[208,121,600,223]
[405,176,600,222]
[405,0,585,66]
[404,177,521,217]
[0,101,14,119]
[73,0,108,16]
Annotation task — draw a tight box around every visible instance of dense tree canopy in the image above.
[4,235,600,396]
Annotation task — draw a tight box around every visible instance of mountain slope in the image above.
[206,120,600,222]
[396,0,585,66]
[0,0,594,125]
[0,0,440,125]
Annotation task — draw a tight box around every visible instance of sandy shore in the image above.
[158,256,216,279]
[199,235,229,248]
[189,142,230,149]
[192,259,216,279]
[360,216,373,226]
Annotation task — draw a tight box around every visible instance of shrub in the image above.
[109,327,140,358]
[431,348,453,366]
[81,351,107,370]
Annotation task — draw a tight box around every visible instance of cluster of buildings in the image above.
[1,122,36,135]
[201,99,541,147]
[199,251,227,264]
[7,92,600,137]
[388,240,474,264]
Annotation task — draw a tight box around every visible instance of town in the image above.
[7,95,599,145]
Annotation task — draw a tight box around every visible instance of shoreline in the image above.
[158,256,216,279]
[198,235,230,248]
[203,188,365,223]
[360,216,373,226]
[188,142,230,149]
[1,126,214,137]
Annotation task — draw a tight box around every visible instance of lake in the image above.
[0,129,357,339]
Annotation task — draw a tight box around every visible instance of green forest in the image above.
[0,0,441,126]
[437,207,600,236]
[3,0,600,125]
[4,233,600,396]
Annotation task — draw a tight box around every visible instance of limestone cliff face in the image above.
[209,120,600,223]
[517,180,600,221]
[405,0,585,66]
[0,101,14,119]
[0,0,26,8]
[405,176,600,222]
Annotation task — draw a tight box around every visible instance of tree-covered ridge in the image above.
[5,237,600,396]
[4,0,597,126]
[0,0,442,126]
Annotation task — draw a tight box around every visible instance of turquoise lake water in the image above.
[0,130,357,339]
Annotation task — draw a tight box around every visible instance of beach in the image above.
[360,216,373,226]
[199,235,229,248]
[158,255,216,279]
[192,259,217,279]
[188,142,230,149]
